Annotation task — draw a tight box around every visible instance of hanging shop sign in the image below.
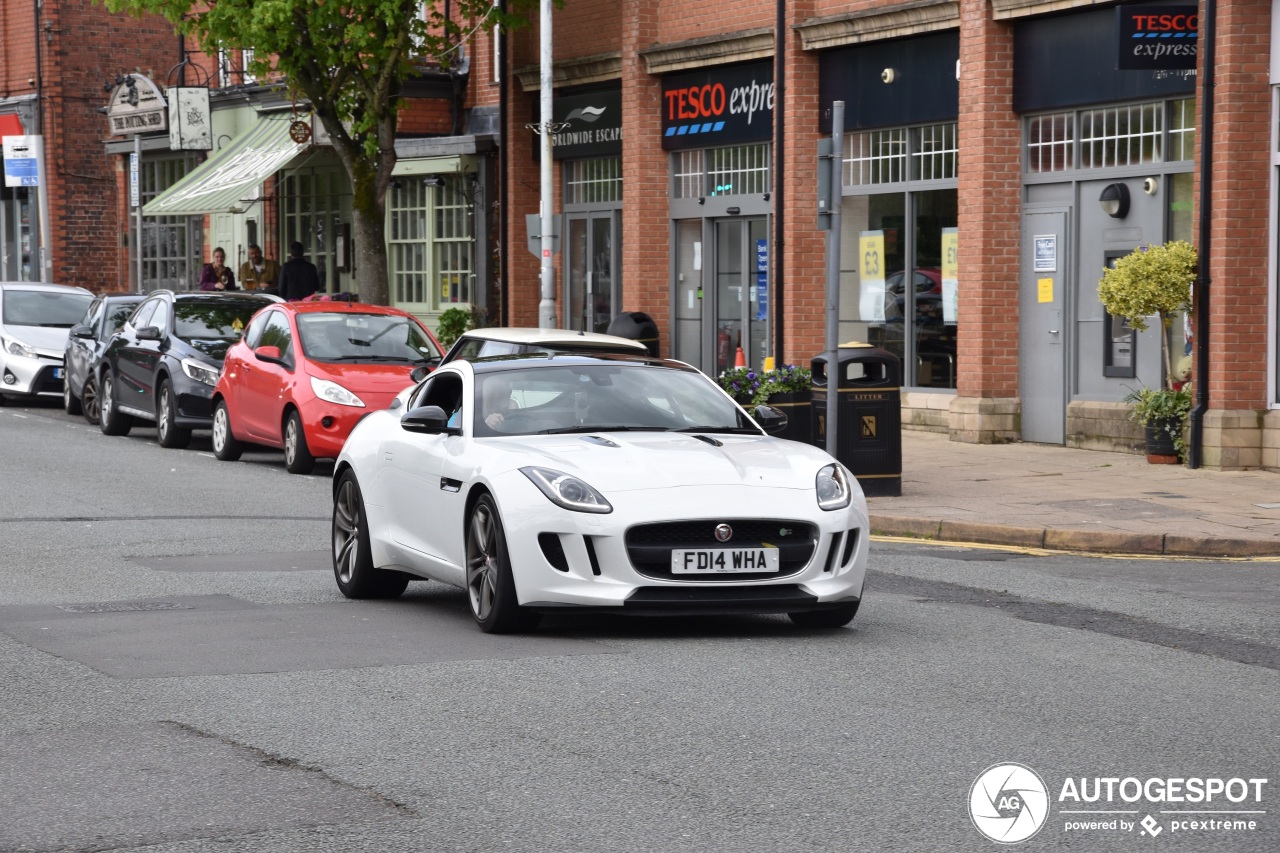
[167,87,211,150]
[661,61,773,151]
[106,74,168,136]
[538,88,622,160]
[1116,6,1198,71]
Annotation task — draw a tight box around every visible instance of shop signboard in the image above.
[661,62,773,151]
[539,88,622,160]
[106,74,168,136]
[1116,5,1198,71]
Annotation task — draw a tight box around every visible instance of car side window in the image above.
[478,341,524,358]
[103,303,136,340]
[259,311,295,366]
[149,300,171,334]
[81,299,103,333]
[417,373,464,425]
[129,300,158,331]
[243,311,270,349]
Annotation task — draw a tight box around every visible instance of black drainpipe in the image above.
[497,0,510,325]
[1188,0,1215,469]
[773,0,786,364]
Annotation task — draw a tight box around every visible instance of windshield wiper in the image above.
[323,354,414,362]
[675,425,761,435]
[538,425,670,435]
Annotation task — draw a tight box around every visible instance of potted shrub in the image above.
[717,364,813,443]
[1097,240,1196,462]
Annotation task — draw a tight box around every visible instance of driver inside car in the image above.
[480,376,520,429]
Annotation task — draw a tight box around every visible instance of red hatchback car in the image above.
[211,301,442,473]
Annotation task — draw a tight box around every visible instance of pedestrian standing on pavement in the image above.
[198,247,237,291]
[238,244,281,292]
[277,241,320,302]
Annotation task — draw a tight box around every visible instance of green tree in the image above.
[101,0,535,305]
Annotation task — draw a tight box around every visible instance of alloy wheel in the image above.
[333,478,360,586]
[212,406,229,452]
[285,418,298,467]
[466,504,498,621]
[81,378,99,422]
[158,392,171,442]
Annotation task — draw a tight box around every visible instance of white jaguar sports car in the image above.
[331,353,869,633]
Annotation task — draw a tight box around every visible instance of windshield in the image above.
[174,298,264,341]
[2,290,92,328]
[473,364,755,437]
[298,312,441,363]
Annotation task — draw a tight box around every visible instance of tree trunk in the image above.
[321,112,394,306]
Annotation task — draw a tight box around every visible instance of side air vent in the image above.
[841,529,859,566]
[823,533,843,573]
[584,536,603,576]
[538,533,569,572]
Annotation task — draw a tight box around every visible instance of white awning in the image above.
[143,117,305,217]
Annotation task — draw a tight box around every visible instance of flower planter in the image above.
[1144,418,1181,464]
[762,390,811,445]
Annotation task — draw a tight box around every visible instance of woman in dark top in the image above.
[199,247,237,291]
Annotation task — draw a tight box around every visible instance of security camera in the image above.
[881,68,896,84]
[1142,177,1159,196]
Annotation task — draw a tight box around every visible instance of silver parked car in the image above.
[0,282,94,405]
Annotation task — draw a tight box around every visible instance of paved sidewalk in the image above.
[866,431,1280,558]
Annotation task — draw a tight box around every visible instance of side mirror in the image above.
[409,362,437,383]
[70,324,95,339]
[401,405,451,434]
[254,345,284,364]
[753,404,788,435]
[136,326,163,342]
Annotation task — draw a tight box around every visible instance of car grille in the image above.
[32,366,64,395]
[625,519,816,581]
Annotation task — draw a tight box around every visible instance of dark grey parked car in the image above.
[63,293,145,424]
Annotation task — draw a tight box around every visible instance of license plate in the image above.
[52,368,64,379]
[671,547,780,574]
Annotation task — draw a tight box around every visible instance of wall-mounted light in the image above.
[422,175,445,188]
[697,197,705,205]
[1142,177,1159,196]
[881,68,896,84]
[1098,183,1130,219]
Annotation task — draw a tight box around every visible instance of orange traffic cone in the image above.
[734,346,746,368]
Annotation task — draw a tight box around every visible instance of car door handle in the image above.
[440,477,462,492]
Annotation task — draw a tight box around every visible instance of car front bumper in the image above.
[499,483,869,613]
[1,353,65,398]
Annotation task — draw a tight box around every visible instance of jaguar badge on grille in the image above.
[714,523,733,542]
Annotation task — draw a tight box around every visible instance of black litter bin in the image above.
[811,344,901,497]
[606,311,660,357]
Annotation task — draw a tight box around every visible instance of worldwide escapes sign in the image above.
[536,88,622,160]
[1117,5,1198,70]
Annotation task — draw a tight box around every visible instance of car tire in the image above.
[80,375,100,425]
[283,410,315,475]
[788,601,860,629]
[63,380,83,416]
[465,493,540,634]
[331,470,409,599]
[98,370,133,436]
[156,380,191,449]
[211,400,243,461]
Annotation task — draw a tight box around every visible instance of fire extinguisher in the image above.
[717,326,731,369]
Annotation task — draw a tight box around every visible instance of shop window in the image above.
[565,157,621,205]
[674,150,704,199]
[388,175,474,310]
[1027,112,1074,174]
[282,167,343,293]
[140,155,198,291]
[1080,102,1162,168]
[845,128,907,186]
[1168,98,1195,163]
[911,123,958,182]
[706,144,770,196]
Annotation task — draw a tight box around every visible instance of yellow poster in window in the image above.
[941,228,958,325]
[858,231,886,322]
[1037,277,1054,303]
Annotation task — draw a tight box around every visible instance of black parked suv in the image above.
[98,290,280,447]
[63,293,145,424]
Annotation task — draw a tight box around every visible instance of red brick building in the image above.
[5,1,1278,471]
[499,0,1280,470]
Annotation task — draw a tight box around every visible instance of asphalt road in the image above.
[1,400,1276,852]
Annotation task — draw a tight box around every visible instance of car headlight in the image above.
[310,376,366,408]
[520,466,612,514]
[3,337,36,359]
[816,463,852,511]
[181,357,220,387]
